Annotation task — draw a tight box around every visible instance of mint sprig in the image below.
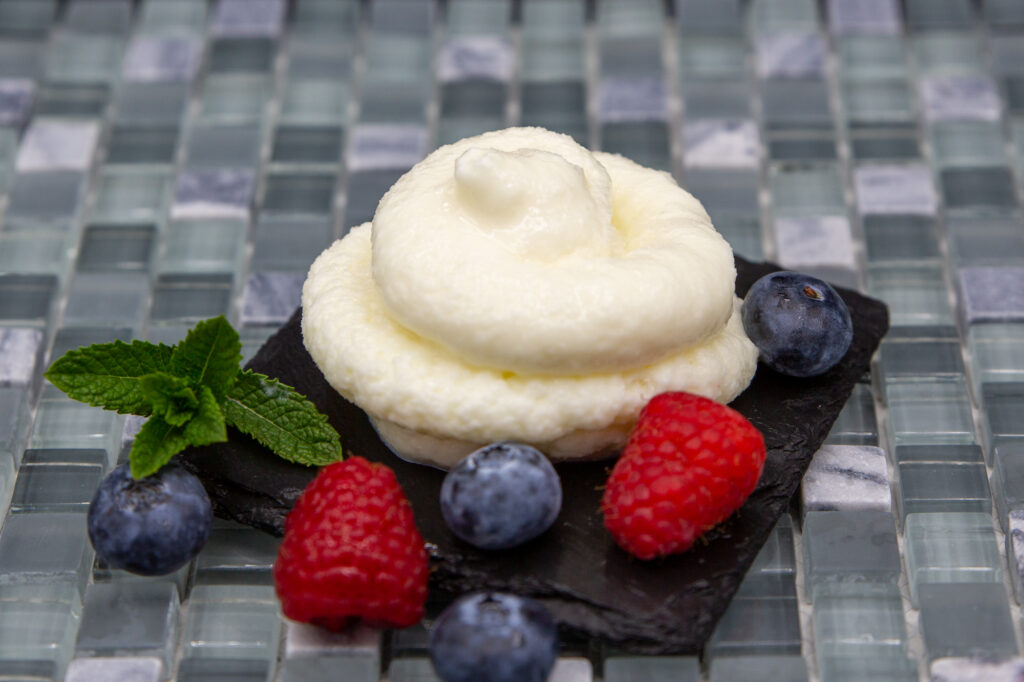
[45,316,343,479]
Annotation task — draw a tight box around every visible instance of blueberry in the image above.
[429,592,559,682]
[741,271,854,378]
[87,463,213,576]
[440,442,562,550]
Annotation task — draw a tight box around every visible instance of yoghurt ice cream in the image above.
[301,127,758,468]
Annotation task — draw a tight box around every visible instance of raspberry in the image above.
[274,457,429,630]
[601,392,766,560]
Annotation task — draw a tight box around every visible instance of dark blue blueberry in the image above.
[87,463,212,576]
[440,442,562,550]
[429,592,559,682]
[741,271,854,377]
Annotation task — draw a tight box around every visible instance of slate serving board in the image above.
[180,256,888,654]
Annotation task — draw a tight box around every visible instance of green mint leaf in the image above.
[45,340,174,415]
[169,315,241,402]
[184,385,228,447]
[130,416,190,479]
[223,370,342,467]
[140,372,199,427]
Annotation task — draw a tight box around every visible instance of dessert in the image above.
[301,127,758,468]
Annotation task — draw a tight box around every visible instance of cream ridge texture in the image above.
[301,127,758,468]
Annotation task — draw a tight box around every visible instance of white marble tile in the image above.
[1008,509,1024,605]
[958,267,1024,325]
[0,79,34,127]
[775,216,857,269]
[0,328,42,387]
[171,169,255,220]
[349,124,429,172]
[439,36,514,83]
[802,444,892,513]
[828,0,901,35]
[122,36,201,83]
[920,75,1002,123]
[65,657,163,682]
[854,164,937,215]
[285,621,382,658]
[211,0,285,38]
[242,272,303,326]
[598,77,668,122]
[16,120,99,172]
[932,655,1024,682]
[683,119,758,169]
[550,658,593,682]
[756,34,826,78]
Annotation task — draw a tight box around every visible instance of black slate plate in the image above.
[180,256,888,654]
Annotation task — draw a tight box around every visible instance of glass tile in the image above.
[520,81,586,143]
[905,512,1002,605]
[918,583,1016,662]
[983,382,1024,442]
[388,658,440,682]
[185,123,262,171]
[241,272,304,327]
[867,265,954,329]
[199,75,270,122]
[343,170,406,229]
[994,443,1024,529]
[0,40,43,78]
[850,133,920,160]
[364,39,433,85]
[137,0,208,37]
[177,657,272,681]
[802,445,891,514]
[706,595,802,658]
[941,167,1019,211]
[684,168,760,215]
[674,0,742,36]
[826,383,879,445]
[29,391,121,457]
[105,125,180,165]
[0,594,79,678]
[181,599,280,660]
[6,171,83,222]
[262,172,336,215]
[0,512,93,595]
[905,0,976,31]
[863,215,940,263]
[949,222,1024,267]
[767,135,836,161]
[762,79,832,131]
[208,38,274,74]
[51,327,133,364]
[887,378,976,445]
[293,0,360,40]
[160,219,245,275]
[521,36,585,82]
[878,339,964,379]
[0,230,68,276]
[193,522,280,586]
[0,0,56,37]
[681,80,750,120]
[62,272,149,329]
[676,38,747,80]
[150,274,234,323]
[271,125,344,165]
[837,36,906,79]
[843,79,913,127]
[811,585,906,658]
[45,34,124,85]
[358,81,426,126]
[10,462,104,513]
[769,164,845,216]
[64,1,132,35]
[896,461,991,521]
[114,83,189,126]
[714,214,764,261]
[65,657,163,682]
[931,121,1006,168]
[75,582,180,666]
[250,216,332,272]
[708,655,808,682]
[912,33,984,73]
[604,656,701,681]
[802,510,901,601]
[0,274,56,326]
[77,224,155,273]
[600,123,671,172]
[90,169,171,223]
[0,387,30,460]
[985,0,1024,27]
[748,0,819,34]
[287,42,353,80]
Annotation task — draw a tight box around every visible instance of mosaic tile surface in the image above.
[1,0,1024,680]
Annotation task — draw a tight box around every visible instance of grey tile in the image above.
[0,328,42,387]
[802,445,891,513]
[598,77,668,123]
[920,75,1001,123]
[438,36,513,82]
[683,119,758,169]
[958,267,1024,324]
[172,169,255,220]
[241,272,303,327]
[774,216,856,269]
[827,0,901,35]
[65,657,163,682]
[16,120,98,172]
[931,657,1024,682]
[756,34,825,78]
[0,78,34,127]
[854,164,937,215]
[348,124,428,172]
[211,0,285,39]
[122,37,202,83]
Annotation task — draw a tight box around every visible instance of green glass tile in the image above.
[138,0,208,37]
[0,597,79,677]
[46,34,124,85]
[185,123,262,170]
[866,265,954,329]
[887,378,976,446]
[837,36,907,80]
[160,219,246,275]
[261,172,336,215]
[447,0,510,36]
[748,0,819,34]
[0,0,57,38]
[280,79,349,125]
[77,224,155,273]
[706,597,801,658]
[850,133,920,161]
[293,0,360,40]
[918,583,1017,662]
[90,169,171,223]
[29,392,121,456]
[677,38,747,80]
[0,230,68,276]
[209,38,274,74]
[181,599,280,660]
[10,463,104,513]
[769,164,845,216]
[250,215,332,272]
[200,76,269,122]
[863,215,940,264]
[912,33,984,73]
[843,79,914,127]
[0,274,56,326]
[802,511,901,598]
[896,461,991,520]
[812,585,906,658]
[105,126,179,165]
[149,274,234,323]
[114,83,189,126]
[708,655,808,682]
[271,125,344,165]
[931,121,1008,167]
[905,512,1002,605]
[604,656,701,682]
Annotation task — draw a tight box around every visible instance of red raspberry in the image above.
[274,457,429,630]
[601,392,766,560]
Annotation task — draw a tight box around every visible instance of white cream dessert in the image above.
[302,127,758,468]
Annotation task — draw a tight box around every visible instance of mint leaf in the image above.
[45,340,174,415]
[184,386,227,447]
[130,416,190,479]
[223,370,342,467]
[169,316,241,402]
[140,372,199,427]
